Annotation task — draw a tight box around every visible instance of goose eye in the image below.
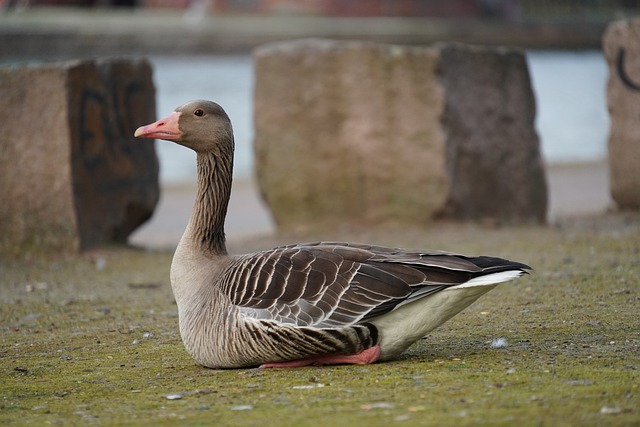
[194,109,204,117]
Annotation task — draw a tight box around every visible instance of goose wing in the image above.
[218,242,528,328]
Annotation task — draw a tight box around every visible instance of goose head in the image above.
[135,100,234,154]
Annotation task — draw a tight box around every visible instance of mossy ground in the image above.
[1,213,639,426]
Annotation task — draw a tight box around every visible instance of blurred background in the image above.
[1,0,637,243]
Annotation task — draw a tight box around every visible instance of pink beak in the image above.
[134,111,182,141]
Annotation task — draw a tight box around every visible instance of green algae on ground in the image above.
[1,214,639,426]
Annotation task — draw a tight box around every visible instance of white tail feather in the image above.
[449,270,525,289]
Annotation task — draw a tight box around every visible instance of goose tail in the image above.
[452,257,531,289]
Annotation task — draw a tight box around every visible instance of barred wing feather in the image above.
[218,242,524,328]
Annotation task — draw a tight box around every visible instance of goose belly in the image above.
[371,285,498,360]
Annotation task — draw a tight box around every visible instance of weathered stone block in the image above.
[603,19,640,210]
[0,58,159,253]
[255,39,447,230]
[438,44,547,222]
[254,39,547,231]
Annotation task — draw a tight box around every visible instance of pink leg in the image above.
[259,345,381,369]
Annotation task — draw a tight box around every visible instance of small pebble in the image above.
[361,402,394,410]
[25,282,49,293]
[491,338,508,348]
[600,406,622,415]
[292,384,325,389]
[231,405,253,411]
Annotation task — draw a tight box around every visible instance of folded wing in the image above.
[218,242,529,328]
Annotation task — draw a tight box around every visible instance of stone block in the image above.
[0,58,159,253]
[438,44,547,222]
[603,19,640,210]
[255,39,447,230]
[254,39,547,231]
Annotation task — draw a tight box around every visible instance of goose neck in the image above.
[188,151,233,255]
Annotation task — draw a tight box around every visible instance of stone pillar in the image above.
[437,44,547,222]
[254,39,547,231]
[0,58,159,253]
[603,19,640,210]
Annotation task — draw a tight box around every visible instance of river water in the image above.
[149,50,609,184]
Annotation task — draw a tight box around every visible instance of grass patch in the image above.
[1,214,639,426]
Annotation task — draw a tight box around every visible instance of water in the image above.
[150,50,609,184]
[526,50,609,163]
[149,55,254,183]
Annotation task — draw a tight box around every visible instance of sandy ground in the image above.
[130,161,613,249]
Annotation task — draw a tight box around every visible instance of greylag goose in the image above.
[134,100,530,369]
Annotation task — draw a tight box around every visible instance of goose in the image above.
[134,100,530,369]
